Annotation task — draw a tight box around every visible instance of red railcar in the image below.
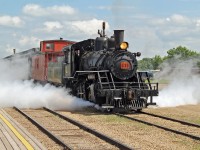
[31,39,75,83]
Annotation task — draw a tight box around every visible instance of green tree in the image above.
[152,55,163,70]
[138,58,154,70]
[138,46,200,70]
[197,61,200,68]
[138,56,163,70]
[165,46,200,60]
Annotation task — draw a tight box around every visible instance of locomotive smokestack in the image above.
[114,30,124,49]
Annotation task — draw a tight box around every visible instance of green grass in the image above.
[194,146,200,150]
[192,142,200,150]
[185,117,200,125]
[192,119,200,125]
[97,115,150,129]
[101,115,131,123]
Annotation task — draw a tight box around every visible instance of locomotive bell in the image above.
[114,30,124,49]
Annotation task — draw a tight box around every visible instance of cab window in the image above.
[46,43,54,50]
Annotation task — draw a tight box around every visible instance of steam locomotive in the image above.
[4,22,158,112]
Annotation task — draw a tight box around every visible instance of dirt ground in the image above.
[144,104,200,124]
[59,104,200,150]
[4,103,200,150]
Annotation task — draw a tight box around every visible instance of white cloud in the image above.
[169,14,191,25]
[0,16,24,27]
[150,14,191,26]
[23,4,76,17]
[121,14,200,57]
[96,6,111,10]
[19,36,40,47]
[2,2,200,60]
[150,18,167,26]
[93,5,135,11]
[43,21,63,32]
[32,19,110,41]
[67,19,110,36]
[196,20,200,27]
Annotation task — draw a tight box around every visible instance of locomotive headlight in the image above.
[120,42,129,50]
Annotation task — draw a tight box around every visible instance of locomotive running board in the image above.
[147,102,157,106]
[114,97,122,100]
[101,105,114,109]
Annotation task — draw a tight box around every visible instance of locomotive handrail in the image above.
[97,81,158,90]
[63,70,110,79]
[76,70,110,72]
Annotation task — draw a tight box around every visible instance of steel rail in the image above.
[13,107,72,150]
[115,113,200,141]
[141,111,200,128]
[43,107,133,150]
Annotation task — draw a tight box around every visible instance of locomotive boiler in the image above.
[63,22,158,111]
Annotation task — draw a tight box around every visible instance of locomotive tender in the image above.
[4,22,159,111]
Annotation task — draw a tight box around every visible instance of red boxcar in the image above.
[31,39,75,82]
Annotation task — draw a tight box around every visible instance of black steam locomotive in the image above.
[63,22,158,111]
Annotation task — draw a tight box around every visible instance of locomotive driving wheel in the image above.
[87,83,106,105]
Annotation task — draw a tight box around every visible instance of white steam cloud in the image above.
[154,58,200,107]
[0,56,93,110]
[0,57,30,81]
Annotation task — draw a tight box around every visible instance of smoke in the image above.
[154,58,200,107]
[0,56,93,110]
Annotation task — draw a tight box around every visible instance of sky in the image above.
[1,0,200,58]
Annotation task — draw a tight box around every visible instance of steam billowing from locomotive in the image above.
[2,22,159,112]
[0,56,93,110]
[154,59,200,107]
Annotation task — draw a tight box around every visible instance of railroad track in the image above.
[14,107,133,150]
[141,111,200,128]
[115,112,200,141]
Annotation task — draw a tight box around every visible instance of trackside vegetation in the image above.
[138,46,200,70]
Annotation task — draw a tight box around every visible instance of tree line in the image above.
[138,46,200,70]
